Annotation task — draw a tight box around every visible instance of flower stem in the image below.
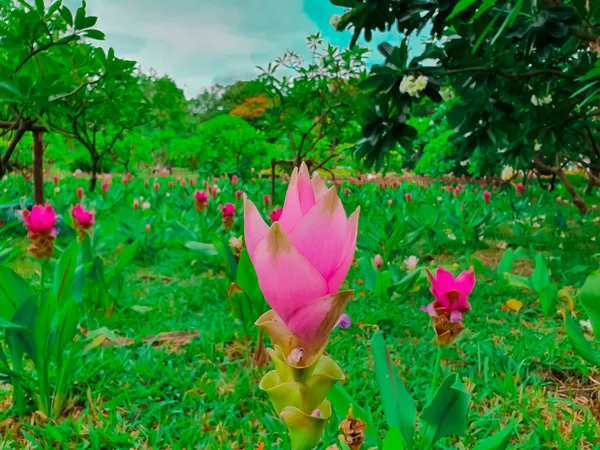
[428,346,443,401]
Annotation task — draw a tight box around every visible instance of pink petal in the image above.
[326,207,360,293]
[311,173,328,201]
[285,291,351,344]
[243,197,269,258]
[297,162,316,215]
[252,223,328,321]
[289,188,348,280]
[278,168,303,233]
[450,310,463,322]
[455,269,476,299]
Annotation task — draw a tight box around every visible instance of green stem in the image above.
[40,260,45,304]
[429,346,443,401]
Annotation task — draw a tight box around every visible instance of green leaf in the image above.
[0,267,31,321]
[371,332,416,448]
[59,5,73,26]
[235,249,266,316]
[383,427,405,450]
[421,373,470,446]
[131,305,153,314]
[358,256,378,292]
[472,422,515,450]
[0,81,23,98]
[185,241,218,257]
[564,313,600,366]
[580,270,600,341]
[0,317,26,329]
[84,29,105,40]
[53,240,79,302]
[531,254,556,316]
[35,0,44,13]
[473,0,499,20]
[116,240,139,271]
[504,273,532,290]
[470,257,496,279]
[472,2,506,53]
[73,5,86,30]
[447,0,480,21]
[375,270,392,301]
[46,1,62,17]
[328,383,380,449]
[496,248,514,277]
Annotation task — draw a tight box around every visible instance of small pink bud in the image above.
[181,180,187,187]
[236,190,243,200]
[388,199,392,206]
[483,191,491,205]
[563,199,569,206]
[405,193,412,203]
[101,183,108,193]
[251,177,256,183]
[374,254,383,270]
[448,186,454,193]
[516,183,525,195]
[145,224,151,233]
[24,174,31,182]
[231,175,239,186]
[263,194,270,207]
[492,185,498,191]
[441,187,445,193]
[76,188,84,200]
[556,196,562,204]
[344,188,350,195]
[189,178,196,187]
[53,175,59,186]
[154,183,159,193]
[168,181,174,189]
[133,199,139,210]
[144,180,149,187]
[269,208,283,223]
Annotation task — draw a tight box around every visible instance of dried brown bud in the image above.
[339,404,366,450]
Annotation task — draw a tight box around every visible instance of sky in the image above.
[65,0,428,98]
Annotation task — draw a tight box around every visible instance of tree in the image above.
[256,33,367,175]
[0,0,103,201]
[332,0,600,212]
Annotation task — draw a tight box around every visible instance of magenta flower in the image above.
[516,183,525,195]
[144,180,149,187]
[263,194,270,207]
[76,188,84,200]
[154,183,160,193]
[236,190,243,201]
[194,190,209,213]
[101,183,108,194]
[221,203,235,216]
[245,163,359,366]
[423,267,475,322]
[483,191,491,205]
[53,175,59,186]
[20,203,58,259]
[374,254,383,270]
[231,175,239,186]
[269,208,283,223]
[405,193,412,203]
[168,181,174,189]
[336,313,352,329]
[71,204,95,241]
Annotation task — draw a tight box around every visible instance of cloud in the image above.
[81,0,317,97]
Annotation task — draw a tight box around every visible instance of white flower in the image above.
[404,256,419,272]
[440,88,455,101]
[415,75,428,91]
[437,196,442,201]
[581,319,593,331]
[531,95,539,106]
[501,166,515,181]
[399,75,415,94]
[329,14,341,30]
[447,233,457,241]
[142,202,151,210]
[532,94,552,106]
[534,141,542,151]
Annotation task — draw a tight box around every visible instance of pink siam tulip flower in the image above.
[251,178,256,183]
[104,173,113,184]
[263,194,270,207]
[168,181,174,189]
[336,313,352,329]
[176,176,182,182]
[269,208,283,223]
[404,255,419,272]
[246,162,359,367]
[76,188,84,200]
[194,190,208,213]
[24,173,31,182]
[154,183,160,193]
[71,204,95,241]
[563,199,569,206]
[53,175,59,186]
[374,254,383,270]
[405,193,412,203]
[231,175,239,186]
[122,176,129,185]
[145,224,151,233]
[101,183,108,194]
[422,267,475,323]
[516,183,525,195]
[343,188,349,195]
[448,186,454,193]
[388,199,392,206]
[20,203,58,259]
[181,180,187,187]
[492,185,497,191]
[221,203,236,230]
[556,196,562,204]
[203,180,209,187]
[236,190,243,201]
[483,191,491,205]
[189,178,196,187]
[144,180,149,187]
[133,199,139,210]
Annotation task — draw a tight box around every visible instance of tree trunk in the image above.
[557,170,588,214]
[90,155,99,192]
[32,130,45,205]
[0,121,27,180]
[550,173,556,191]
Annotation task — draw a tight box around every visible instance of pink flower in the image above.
[563,199,569,206]
[76,188,84,200]
[246,163,359,366]
[101,183,108,194]
[404,255,419,272]
[236,190,243,200]
[492,185,497,191]
[20,204,58,259]
[556,196,562,204]
[374,254,383,269]
[53,175,59,186]
[221,203,235,217]
[441,187,445,193]
[189,178,196,187]
[516,183,525,195]
[144,180,149,187]
[145,224,151,233]
[168,181,174,189]
[422,267,475,322]
[269,208,283,223]
[181,180,187,187]
[336,313,352,329]
[483,191,491,205]
[154,183,160,193]
[405,193,412,203]
[195,190,208,202]
[231,175,239,186]
[133,199,139,210]
[21,203,57,236]
[71,204,95,241]
[263,194,270,207]
[24,174,31,182]
[448,186,454,193]
[343,188,350,195]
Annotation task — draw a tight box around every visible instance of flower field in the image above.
[0,168,599,449]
